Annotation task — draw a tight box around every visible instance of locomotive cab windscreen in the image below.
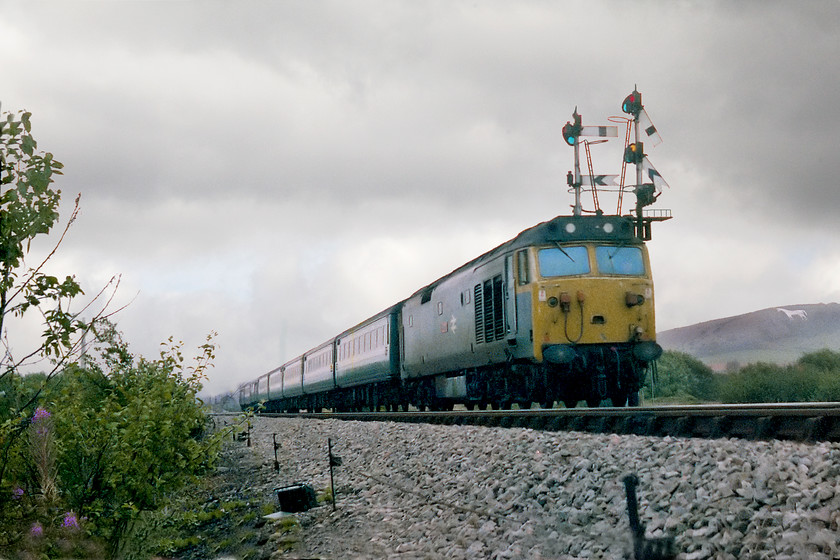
[521,236,657,360]
[535,244,646,279]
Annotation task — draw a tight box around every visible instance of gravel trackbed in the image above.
[232,416,840,560]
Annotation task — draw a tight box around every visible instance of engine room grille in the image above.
[474,275,505,344]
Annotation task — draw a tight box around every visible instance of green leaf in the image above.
[21,134,36,156]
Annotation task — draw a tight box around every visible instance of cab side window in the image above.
[516,250,530,285]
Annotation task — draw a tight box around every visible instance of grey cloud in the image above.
[4,0,840,394]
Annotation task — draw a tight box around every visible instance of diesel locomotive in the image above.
[239,89,670,411]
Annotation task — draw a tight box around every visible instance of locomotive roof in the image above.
[407,213,640,300]
[496,213,638,251]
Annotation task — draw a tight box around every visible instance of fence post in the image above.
[328,438,342,511]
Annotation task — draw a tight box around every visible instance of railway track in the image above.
[251,402,840,443]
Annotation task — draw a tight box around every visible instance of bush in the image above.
[643,351,715,402]
[52,325,224,557]
[0,323,226,558]
[1,110,228,558]
[798,349,840,374]
[717,362,806,403]
[717,350,840,403]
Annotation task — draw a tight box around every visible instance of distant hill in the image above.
[657,303,840,371]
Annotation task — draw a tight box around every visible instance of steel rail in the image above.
[245,402,840,443]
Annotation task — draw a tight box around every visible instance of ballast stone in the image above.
[241,416,840,559]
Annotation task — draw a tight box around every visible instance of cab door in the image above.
[505,254,517,341]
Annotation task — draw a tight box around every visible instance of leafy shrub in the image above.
[718,362,805,403]
[49,323,224,557]
[717,349,840,403]
[798,349,840,374]
[0,109,116,555]
[643,351,716,402]
[0,323,226,558]
[1,110,229,558]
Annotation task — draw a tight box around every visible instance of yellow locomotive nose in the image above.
[535,277,655,347]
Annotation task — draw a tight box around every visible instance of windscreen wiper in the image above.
[554,242,576,262]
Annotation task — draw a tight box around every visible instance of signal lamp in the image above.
[562,109,582,146]
[622,90,643,116]
[562,121,580,146]
[623,142,644,164]
[635,183,657,207]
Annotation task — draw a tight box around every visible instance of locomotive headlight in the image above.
[625,292,645,307]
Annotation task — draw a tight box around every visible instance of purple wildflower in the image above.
[31,407,51,424]
[30,522,43,537]
[12,487,24,499]
[62,511,79,530]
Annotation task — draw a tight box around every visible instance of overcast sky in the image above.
[3,1,839,395]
